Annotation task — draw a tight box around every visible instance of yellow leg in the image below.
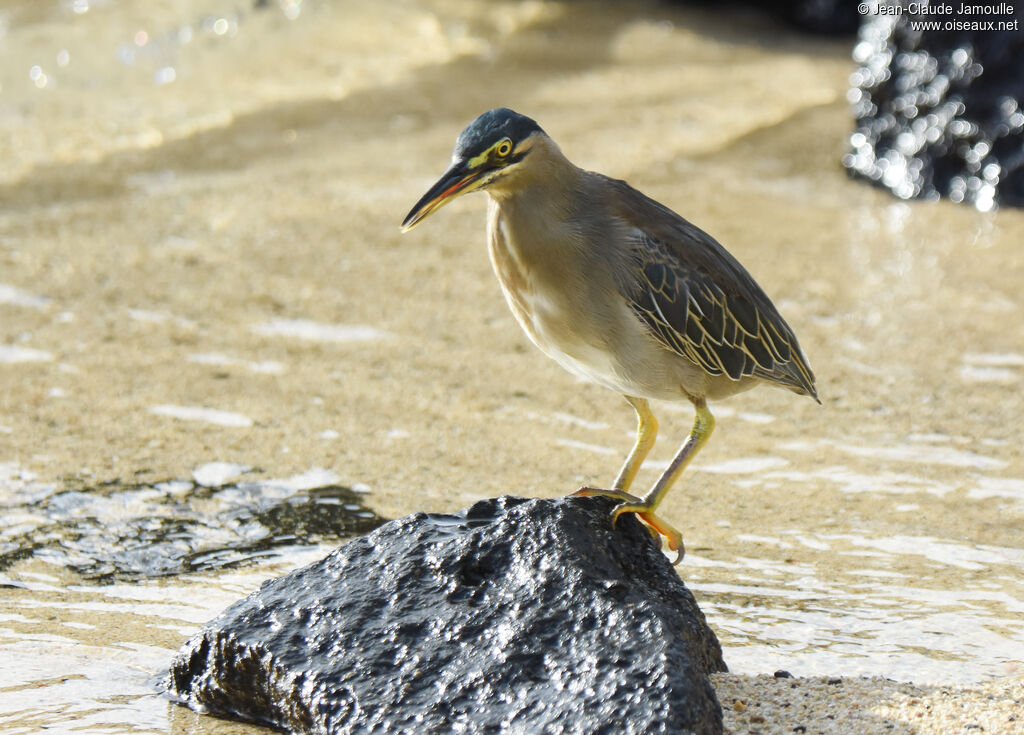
[612,396,658,492]
[574,398,715,564]
[629,397,714,514]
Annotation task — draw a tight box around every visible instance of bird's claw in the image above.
[571,486,686,565]
[571,486,642,504]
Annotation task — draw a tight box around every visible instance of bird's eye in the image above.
[495,139,513,158]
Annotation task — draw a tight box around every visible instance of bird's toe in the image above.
[572,488,686,564]
[570,486,641,503]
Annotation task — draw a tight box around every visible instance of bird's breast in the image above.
[485,204,655,395]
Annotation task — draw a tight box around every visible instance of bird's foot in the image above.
[571,486,685,565]
[571,486,642,504]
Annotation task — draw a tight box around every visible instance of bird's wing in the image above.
[604,177,818,399]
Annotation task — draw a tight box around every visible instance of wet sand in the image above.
[1,0,1023,732]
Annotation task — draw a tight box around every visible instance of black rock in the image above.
[681,0,862,35]
[168,495,727,735]
[749,0,862,35]
[844,6,1024,209]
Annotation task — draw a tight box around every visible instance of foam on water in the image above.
[554,438,617,455]
[687,533,1024,683]
[962,352,1024,367]
[149,404,254,428]
[0,346,54,363]
[251,318,389,343]
[698,457,789,474]
[786,438,1008,471]
[191,461,251,487]
[187,352,285,374]
[967,476,1024,503]
[0,285,50,309]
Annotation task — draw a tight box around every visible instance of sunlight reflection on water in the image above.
[687,538,1024,683]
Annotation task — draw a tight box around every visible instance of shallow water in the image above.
[1,0,1022,731]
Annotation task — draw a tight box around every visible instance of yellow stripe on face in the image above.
[467,138,515,170]
[468,146,496,170]
[468,150,489,170]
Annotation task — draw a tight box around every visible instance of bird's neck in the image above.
[485,161,587,293]
[485,137,582,211]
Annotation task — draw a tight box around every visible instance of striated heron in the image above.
[401,108,818,563]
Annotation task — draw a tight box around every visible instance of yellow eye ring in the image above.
[495,139,513,157]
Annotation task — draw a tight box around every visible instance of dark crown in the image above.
[454,108,544,159]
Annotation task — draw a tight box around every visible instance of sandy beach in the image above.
[1,1,1022,732]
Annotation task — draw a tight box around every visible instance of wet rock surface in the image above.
[844,8,1024,209]
[0,467,384,581]
[168,495,727,735]
[764,0,861,34]
[696,0,861,35]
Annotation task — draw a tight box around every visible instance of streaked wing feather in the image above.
[603,177,817,399]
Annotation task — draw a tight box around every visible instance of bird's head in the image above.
[401,108,545,231]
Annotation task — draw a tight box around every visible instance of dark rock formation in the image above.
[752,0,862,35]
[168,495,726,735]
[684,0,862,35]
[844,6,1024,210]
